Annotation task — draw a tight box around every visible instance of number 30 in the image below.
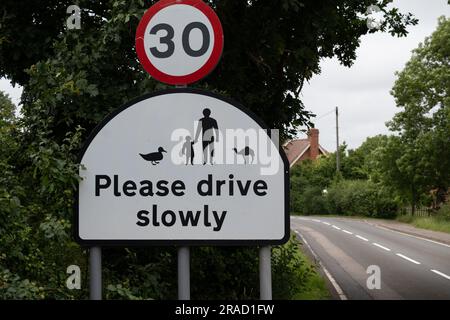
[149,22,210,58]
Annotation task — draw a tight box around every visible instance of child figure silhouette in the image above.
[181,136,195,165]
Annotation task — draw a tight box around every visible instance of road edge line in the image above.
[294,230,348,300]
[367,221,450,248]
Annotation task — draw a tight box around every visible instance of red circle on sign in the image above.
[135,0,224,85]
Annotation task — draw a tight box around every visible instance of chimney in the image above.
[308,128,319,160]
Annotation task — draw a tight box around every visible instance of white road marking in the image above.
[294,229,347,300]
[396,253,421,265]
[322,222,331,226]
[312,219,322,223]
[332,225,341,230]
[372,243,391,252]
[293,217,309,221]
[355,235,369,241]
[431,269,450,280]
[342,230,353,235]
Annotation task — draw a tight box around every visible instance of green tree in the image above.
[290,135,397,217]
[0,91,15,124]
[388,16,450,213]
[344,135,390,181]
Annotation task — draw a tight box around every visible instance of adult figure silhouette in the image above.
[195,108,219,165]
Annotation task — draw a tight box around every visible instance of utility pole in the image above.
[336,106,340,173]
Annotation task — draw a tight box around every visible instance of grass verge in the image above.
[396,215,450,234]
[272,234,331,300]
[293,239,331,300]
[293,254,331,300]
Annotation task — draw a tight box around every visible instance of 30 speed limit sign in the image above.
[135,0,224,85]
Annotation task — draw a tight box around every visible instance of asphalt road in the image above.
[291,216,450,300]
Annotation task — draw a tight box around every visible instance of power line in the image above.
[315,108,335,121]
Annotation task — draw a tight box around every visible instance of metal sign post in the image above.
[89,246,102,300]
[177,83,190,301]
[178,246,190,300]
[259,246,272,300]
[258,129,278,300]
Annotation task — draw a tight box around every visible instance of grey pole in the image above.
[89,246,102,300]
[258,129,276,301]
[175,83,191,300]
[259,246,272,300]
[178,246,190,300]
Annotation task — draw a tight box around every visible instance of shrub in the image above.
[326,180,398,218]
[272,236,315,299]
[0,268,45,299]
[437,202,450,221]
[190,236,318,300]
[292,185,328,215]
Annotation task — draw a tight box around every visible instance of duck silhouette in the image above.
[139,147,167,165]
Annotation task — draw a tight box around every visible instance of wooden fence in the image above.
[398,206,433,217]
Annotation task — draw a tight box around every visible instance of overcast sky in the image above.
[1,0,449,151]
[301,0,450,151]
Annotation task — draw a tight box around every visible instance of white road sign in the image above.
[76,89,289,245]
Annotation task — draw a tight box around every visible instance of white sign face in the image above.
[76,89,289,246]
[135,0,224,85]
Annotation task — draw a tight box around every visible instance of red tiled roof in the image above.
[283,139,310,164]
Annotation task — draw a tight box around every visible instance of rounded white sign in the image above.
[76,89,289,246]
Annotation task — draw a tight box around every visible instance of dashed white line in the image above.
[372,243,391,252]
[431,269,450,280]
[342,230,353,235]
[312,219,322,223]
[396,253,421,265]
[355,235,369,241]
[322,222,331,226]
[332,225,341,230]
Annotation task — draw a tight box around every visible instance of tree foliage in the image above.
[1,0,417,137]
[290,135,397,217]
[387,16,450,211]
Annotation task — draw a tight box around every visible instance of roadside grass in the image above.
[396,215,450,234]
[292,240,331,300]
[293,260,331,300]
[272,234,331,300]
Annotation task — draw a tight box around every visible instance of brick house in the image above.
[283,128,328,167]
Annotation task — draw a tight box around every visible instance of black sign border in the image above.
[74,88,290,246]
